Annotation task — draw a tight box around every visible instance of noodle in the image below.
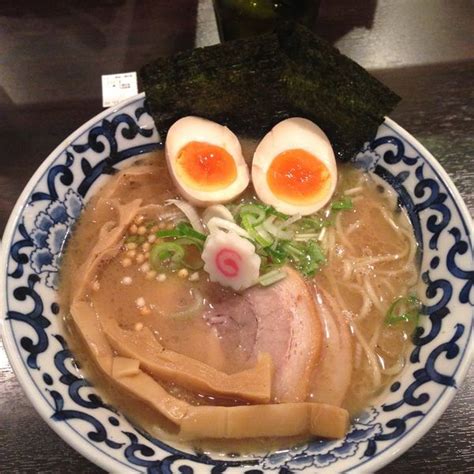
[379,277,396,296]
[354,342,362,368]
[363,277,385,314]
[315,166,419,413]
[351,324,382,388]
[344,186,363,196]
[335,212,355,253]
[342,260,353,281]
[345,222,360,236]
[352,254,403,267]
[356,292,373,321]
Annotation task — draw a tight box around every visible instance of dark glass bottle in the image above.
[213,0,320,41]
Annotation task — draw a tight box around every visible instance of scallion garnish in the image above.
[174,237,205,269]
[156,222,206,242]
[238,204,274,247]
[284,240,326,277]
[385,294,421,326]
[258,268,288,286]
[266,207,289,220]
[241,215,274,247]
[297,217,325,231]
[331,196,353,211]
[176,222,206,240]
[151,222,206,271]
[150,242,185,270]
[265,244,288,265]
[229,197,353,281]
[239,204,267,225]
[149,192,353,284]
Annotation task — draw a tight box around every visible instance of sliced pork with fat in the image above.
[309,286,353,407]
[206,267,322,403]
[70,299,349,439]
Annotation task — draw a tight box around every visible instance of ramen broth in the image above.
[60,144,419,453]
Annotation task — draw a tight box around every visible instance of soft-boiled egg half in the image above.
[252,118,337,216]
[165,116,250,206]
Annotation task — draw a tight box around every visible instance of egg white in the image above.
[252,117,337,216]
[165,116,250,206]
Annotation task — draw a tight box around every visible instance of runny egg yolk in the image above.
[266,149,331,204]
[176,141,237,191]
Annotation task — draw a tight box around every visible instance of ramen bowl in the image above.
[1,93,472,472]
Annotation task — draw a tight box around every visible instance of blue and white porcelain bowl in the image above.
[1,93,472,472]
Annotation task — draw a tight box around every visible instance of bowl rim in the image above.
[346,117,474,472]
[1,95,472,473]
[0,92,153,473]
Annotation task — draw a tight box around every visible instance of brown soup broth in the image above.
[60,149,419,454]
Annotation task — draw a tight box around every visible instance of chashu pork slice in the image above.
[207,267,322,403]
[309,286,353,407]
[70,300,349,439]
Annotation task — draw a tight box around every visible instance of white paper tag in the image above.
[101,72,138,108]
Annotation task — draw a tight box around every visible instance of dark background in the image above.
[0,0,472,472]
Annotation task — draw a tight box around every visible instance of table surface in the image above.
[0,1,472,472]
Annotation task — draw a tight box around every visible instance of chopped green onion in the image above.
[282,240,325,277]
[174,238,204,269]
[239,204,267,225]
[294,233,320,241]
[299,244,325,277]
[266,243,288,265]
[150,195,354,285]
[226,202,245,219]
[297,217,325,231]
[150,222,204,270]
[258,268,288,286]
[155,229,184,239]
[266,207,289,220]
[385,294,421,326]
[174,237,203,250]
[262,215,294,239]
[283,242,304,258]
[156,222,206,241]
[331,196,353,211]
[176,222,206,240]
[150,242,185,270]
[254,224,274,246]
[241,215,273,247]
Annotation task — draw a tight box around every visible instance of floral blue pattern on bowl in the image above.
[1,93,472,473]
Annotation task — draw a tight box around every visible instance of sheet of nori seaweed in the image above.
[276,23,400,160]
[141,34,290,140]
[140,23,400,161]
